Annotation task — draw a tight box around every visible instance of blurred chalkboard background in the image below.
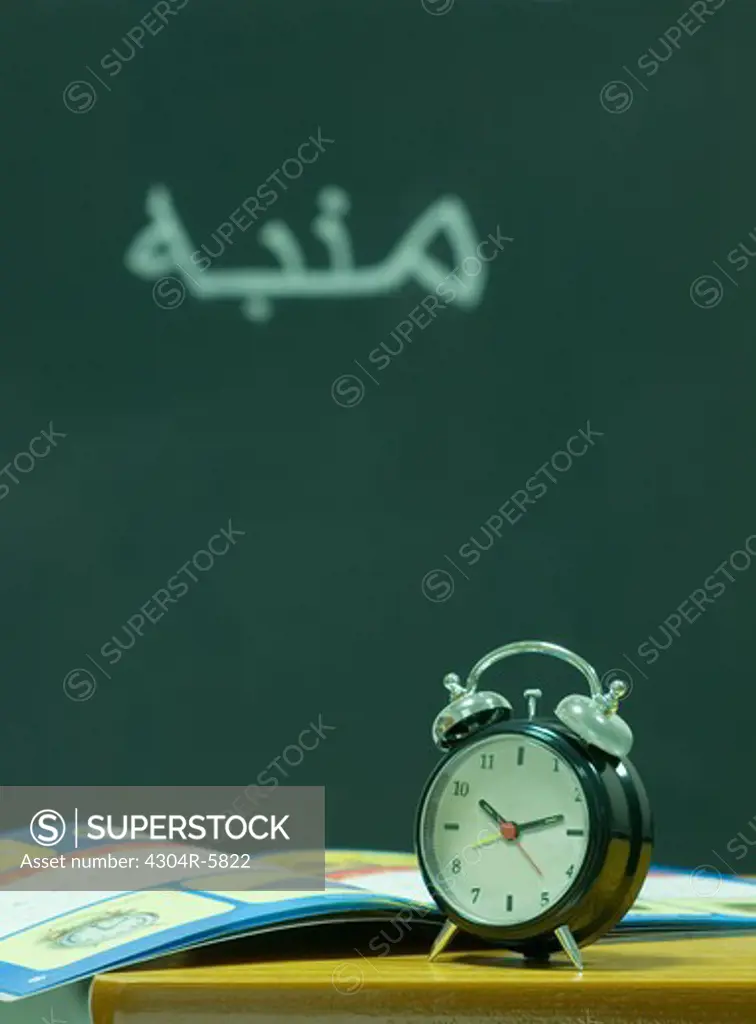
[3,0,756,892]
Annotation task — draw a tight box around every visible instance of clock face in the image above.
[418,731,592,928]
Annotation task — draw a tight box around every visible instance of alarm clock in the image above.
[415,640,653,970]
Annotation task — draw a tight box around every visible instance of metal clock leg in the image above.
[428,920,459,961]
[555,925,584,971]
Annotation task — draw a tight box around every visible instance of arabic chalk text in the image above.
[125,184,499,323]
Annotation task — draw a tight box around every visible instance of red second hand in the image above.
[498,819,543,877]
[513,839,543,877]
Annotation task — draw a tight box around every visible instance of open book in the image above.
[1,849,755,1002]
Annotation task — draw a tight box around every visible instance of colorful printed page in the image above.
[329,855,756,929]
[0,850,754,1001]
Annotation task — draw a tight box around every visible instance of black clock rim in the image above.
[415,720,612,944]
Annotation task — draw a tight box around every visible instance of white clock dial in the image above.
[419,732,592,927]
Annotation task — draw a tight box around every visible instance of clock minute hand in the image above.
[515,814,565,835]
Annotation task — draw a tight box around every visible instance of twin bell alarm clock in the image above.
[415,640,653,969]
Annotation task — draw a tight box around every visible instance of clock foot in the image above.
[428,919,459,961]
[555,925,583,971]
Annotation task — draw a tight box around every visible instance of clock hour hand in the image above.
[478,798,507,827]
[474,800,548,876]
[478,798,519,841]
[478,796,546,872]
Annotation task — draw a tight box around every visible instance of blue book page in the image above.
[0,850,753,1001]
